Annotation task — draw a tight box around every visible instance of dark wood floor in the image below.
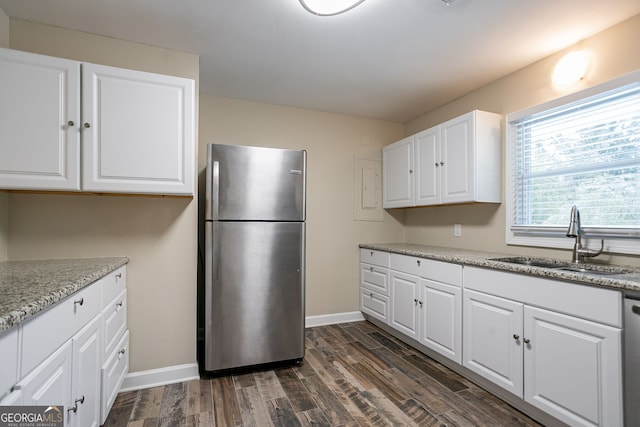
[104,321,542,426]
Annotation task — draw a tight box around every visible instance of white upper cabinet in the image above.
[382,110,501,208]
[0,48,195,196]
[382,136,413,208]
[82,64,195,195]
[0,49,81,191]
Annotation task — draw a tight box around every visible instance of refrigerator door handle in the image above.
[205,158,220,220]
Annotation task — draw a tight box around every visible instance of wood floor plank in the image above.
[212,375,243,427]
[299,372,356,426]
[105,321,544,427]
[254,370,286,401]
[236,385,273,427]
[295,408,331,427]
[265,396,302,427]
[405,353,469,393]
[274,367,317,412]
[129,385,165,421]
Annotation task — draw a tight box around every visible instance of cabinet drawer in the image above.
[360,289,389,324]
[361,263,389,296]
[21,280,103,377]
[102,266,126,307]
[0,327,19,398]
[390,253,426,277]
[422,259,462,286]
[360,249,390,268]
[102,290,127,358]
[101,330,129,424]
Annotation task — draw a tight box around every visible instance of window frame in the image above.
[505,69,640,255]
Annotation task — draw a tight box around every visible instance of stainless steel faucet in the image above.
[566,205,604,263]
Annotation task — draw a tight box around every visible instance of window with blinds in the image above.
[506,72,640,252]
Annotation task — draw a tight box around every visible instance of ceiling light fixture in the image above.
[299,0,367,16]
[552,51,591,87]
[440,0,456,5]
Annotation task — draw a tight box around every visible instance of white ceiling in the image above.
[1,0,639,122]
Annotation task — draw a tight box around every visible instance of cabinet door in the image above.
[463,289,523,397]
[382,137,413,208]
[69,315,102,427]
[0,48,81,191]
[440,112,474,204]
[420,279,461,363]
[18,340,72,409]
[524,306,622,426]
[389,271,420,339]
[82,63,195,195]
[414,127,440,205]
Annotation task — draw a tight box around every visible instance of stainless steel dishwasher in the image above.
[625,293,640,426]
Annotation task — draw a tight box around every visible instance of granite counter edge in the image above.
[0,257,129,333]
[359,243,640,292]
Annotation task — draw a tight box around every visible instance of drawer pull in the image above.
[67,396,85,413]
[116,272,122,279]
[513,334,520,341]
[116,301,124,308]
[523,338,531,344]
[74,298,84,307]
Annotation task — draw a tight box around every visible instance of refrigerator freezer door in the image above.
[204,221,305,372]
[206,144,306,221]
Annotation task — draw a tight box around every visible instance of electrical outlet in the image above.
[454,224,462,237]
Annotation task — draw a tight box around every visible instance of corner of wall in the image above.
[0,193,8,261]
[0,8,9,48]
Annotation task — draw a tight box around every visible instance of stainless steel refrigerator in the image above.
[202,143,306,373]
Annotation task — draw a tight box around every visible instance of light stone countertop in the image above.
[359,243,640,293]
[0,257,129,333]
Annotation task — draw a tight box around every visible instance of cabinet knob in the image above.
[414,298,418,304]
[67,120,75,127]
[370,251,374,256]
[83,122,91,128]
[440,161,444,166]
[67,396,85,414]
[370,292,374,298]
[435,162,439,167]
[419,300,423,308]
[416,260,421,266]
[369,266,374,272]
[74,298,84,307]
[116,272,122,279]
[116,301,124,308]
[523,338,531,344]
[409,169,413,174]
[513,334,520,340]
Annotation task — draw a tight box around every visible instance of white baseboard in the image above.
[120,363,199,392]
[120,312,364,391]
[305,311,364,327]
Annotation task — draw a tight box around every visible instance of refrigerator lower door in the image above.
[204,221,305,372]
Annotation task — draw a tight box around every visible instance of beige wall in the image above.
[401,14,640,267]
[0,8,9,261]
[7,19,199,372]
[199,95,405,316]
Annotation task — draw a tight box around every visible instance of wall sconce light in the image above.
[552,51,591,87]
[299,0,367,16]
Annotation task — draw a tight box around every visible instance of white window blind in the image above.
[508,80,640,240]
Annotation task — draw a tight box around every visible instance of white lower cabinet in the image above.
[0,265,128,425]
[360,249,624,426]
[17,340,73,408]
[463,266,623,427]
[419,278,461,363]
[387,253,463,363]
[360,249,391,324]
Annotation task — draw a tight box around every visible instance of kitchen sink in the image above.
[488,256,634,276]
[488,257,570,269]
